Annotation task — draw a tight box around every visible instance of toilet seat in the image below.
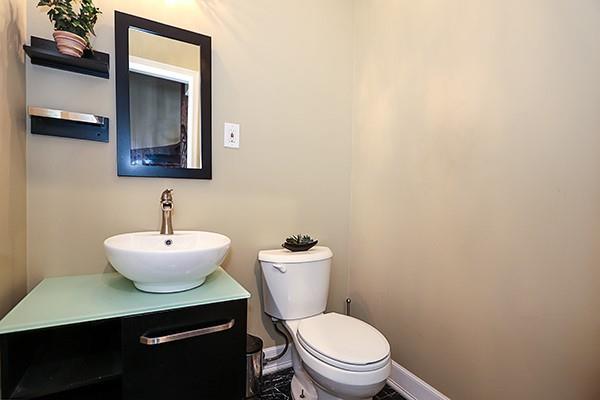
[296,313,390,372]
[291,324,391,389]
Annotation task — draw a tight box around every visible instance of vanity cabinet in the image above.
[122,300,246,399]
[0,268,249,400]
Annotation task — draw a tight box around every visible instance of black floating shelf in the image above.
[29,106,109,143]
[24,36,110,79]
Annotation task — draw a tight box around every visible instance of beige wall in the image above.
[350,1,600,399]
[26,0,353,347]
[23,1,600,398]
[0,0,27,318]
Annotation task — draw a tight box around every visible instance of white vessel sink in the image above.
[104,231,231,293]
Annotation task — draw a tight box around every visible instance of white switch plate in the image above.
[224,123,240,148]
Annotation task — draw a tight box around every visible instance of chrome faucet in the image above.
[160,189,174,235]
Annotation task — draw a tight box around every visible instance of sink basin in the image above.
[104,231,231,293]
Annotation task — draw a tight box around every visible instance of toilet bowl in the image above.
[259,247,391,400]
[285,314,391,400]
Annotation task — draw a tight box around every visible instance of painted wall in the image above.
[24,2,600,397]
[350,1,600,399]
[0,0,27,318]
[26,0,353,347]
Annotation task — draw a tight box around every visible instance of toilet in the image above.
[259,246,391,400]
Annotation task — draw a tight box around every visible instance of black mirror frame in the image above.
[115,11,212,179]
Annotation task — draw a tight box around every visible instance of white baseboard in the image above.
[263,344,293,375]
[387,360,450,400]
[263,346,449,400]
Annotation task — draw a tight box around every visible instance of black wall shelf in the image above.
[24,36,110,79]
[29,106,109,143]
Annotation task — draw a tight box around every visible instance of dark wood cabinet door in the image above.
[121,300,247,400]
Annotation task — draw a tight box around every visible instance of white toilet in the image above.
[259,246,391,400]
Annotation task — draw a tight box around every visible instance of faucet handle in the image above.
[160,189,174,202]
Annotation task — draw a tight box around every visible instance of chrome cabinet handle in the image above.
[140,319,235,346]
[272,264,287,273]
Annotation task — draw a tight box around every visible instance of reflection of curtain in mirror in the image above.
[129,72,187,168]
[180,84,188,167]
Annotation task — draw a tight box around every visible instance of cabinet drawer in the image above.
[121,300,246,400]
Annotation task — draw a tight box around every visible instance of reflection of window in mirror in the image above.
[128,28,202,169]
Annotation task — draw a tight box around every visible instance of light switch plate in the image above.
[224,123,240,148]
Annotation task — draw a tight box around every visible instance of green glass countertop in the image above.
[0,267,250,335]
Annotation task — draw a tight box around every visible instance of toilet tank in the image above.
[259,246,333,320]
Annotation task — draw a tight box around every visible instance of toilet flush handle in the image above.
[272,264,287,273]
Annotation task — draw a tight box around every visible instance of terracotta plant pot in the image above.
[53,31,87,57]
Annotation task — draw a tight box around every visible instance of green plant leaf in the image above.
[37,0,101,48]
[285,234,316,245]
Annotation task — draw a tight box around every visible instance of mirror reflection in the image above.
[128,28,202,169]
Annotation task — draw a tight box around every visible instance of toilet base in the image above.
[291,373,374,400]
[291,373,318,400]
[289,352,374,400]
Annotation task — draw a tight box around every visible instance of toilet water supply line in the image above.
[346,298,351,316]
[263,298,352,365]
[264,318,290,364]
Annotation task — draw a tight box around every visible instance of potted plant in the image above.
[282,234,318,252]
[37,0,102,58]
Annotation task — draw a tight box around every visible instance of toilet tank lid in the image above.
[258,246,333,263]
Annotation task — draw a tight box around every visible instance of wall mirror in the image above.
[115,12,212,179]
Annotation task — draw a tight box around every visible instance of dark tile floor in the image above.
[259,368,406,400]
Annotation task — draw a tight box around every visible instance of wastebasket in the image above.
[246,334,264,398]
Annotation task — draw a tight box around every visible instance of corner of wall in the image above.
[0,0,28,317]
